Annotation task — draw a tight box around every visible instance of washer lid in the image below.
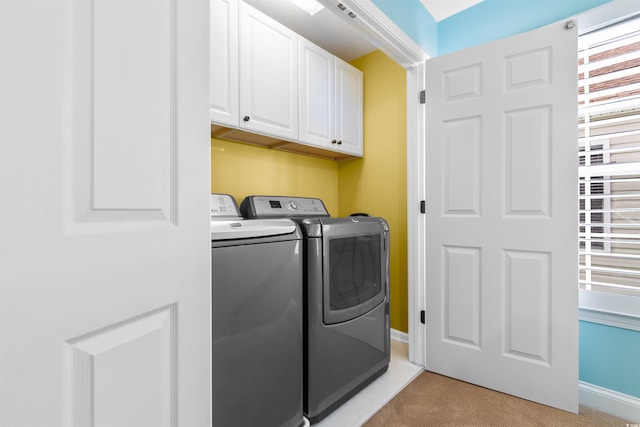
[211,218,298,240]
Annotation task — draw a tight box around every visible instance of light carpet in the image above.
[363,371,636,427]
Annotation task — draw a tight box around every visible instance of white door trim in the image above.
[406,62,427,367]
[319,0,428,68]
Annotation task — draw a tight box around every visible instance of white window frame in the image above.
[577,0,640,325]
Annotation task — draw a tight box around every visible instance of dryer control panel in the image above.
[240,196,330,218]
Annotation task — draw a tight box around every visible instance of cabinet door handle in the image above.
[243,116,250,122]
[331,139,337,144]
[337,140,342,145]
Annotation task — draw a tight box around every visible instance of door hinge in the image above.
[419,90,426,104]
[420,200,426,214]
[420,310,426,324]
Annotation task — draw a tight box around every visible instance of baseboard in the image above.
[579,381,640,422]
[390,328,409,344]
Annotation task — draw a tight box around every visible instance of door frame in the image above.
[406,62,427,365]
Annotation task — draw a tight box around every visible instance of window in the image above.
[579,142,610,252]
[578,15,640,297]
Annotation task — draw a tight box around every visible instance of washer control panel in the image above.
[241,196,330,218]
[210,193,241,218]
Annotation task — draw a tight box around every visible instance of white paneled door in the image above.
[424,22,579,412]
[0,0,210,426]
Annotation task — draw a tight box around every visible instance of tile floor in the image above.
[312,339,423,427]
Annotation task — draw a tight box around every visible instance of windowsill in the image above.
[579,289,640,331]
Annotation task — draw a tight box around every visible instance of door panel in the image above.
[503,251,551,364]
[66,0,175,228]
[504,106,551,216]
[0,0,210,425]
[442,245,481,349]
[66,306,176,427]
[425,22,578,412]
[443,117,481,215]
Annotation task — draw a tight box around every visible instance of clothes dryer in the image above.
[240,195,390,424]
[210,194,305,427]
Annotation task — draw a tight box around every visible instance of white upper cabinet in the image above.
[298,38,334,147]
[210,0,239,126]
[210,0,363,159]
[238,1,298,141]
[334,57,363,157]
[298,39,363,157]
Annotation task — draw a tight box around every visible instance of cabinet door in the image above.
[239,2,298,141]
[210,0,238,126]
[335,57,363,157]
[298,38,334,147]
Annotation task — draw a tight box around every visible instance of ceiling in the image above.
[243,0,483,62]
[420,0,483,22]
[243,0,377,61]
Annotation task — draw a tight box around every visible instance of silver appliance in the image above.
[210,193,305,427]
[240,195,390,424]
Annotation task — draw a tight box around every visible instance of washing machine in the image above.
[240,195,390,424]
[210,193,305,427]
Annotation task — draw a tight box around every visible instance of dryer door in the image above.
[322,219,388,325]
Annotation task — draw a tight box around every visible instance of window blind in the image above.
[578,16,640,296]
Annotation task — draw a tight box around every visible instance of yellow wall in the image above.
[341,51,408,332]
[211,49,408,332]
[211,139,339,214]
